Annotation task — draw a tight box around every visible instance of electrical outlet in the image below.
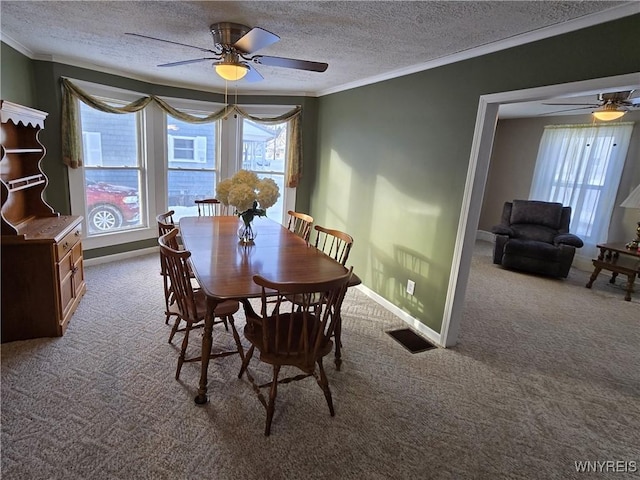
[407,279,415,295]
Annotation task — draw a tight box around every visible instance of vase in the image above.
[238,218,257,244]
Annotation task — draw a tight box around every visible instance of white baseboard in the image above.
[84,246,158,267]
[355,284,443,348]
[476,230,495,242]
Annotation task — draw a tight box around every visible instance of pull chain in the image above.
[234,81,239,118]
[224,80,229,119]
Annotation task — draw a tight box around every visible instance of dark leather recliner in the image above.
[491,200,584,278]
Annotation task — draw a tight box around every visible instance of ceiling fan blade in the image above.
[542,102,600,107]
[539,106,593,116]
[125,33,217,54]
[243,65,264,83]
[252,55,328,72]
[158,58,217,67]
[233,27,280,54]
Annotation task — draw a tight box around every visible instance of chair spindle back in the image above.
[196,198,229,216]
[287,210,314,241]
[313,225,354,266]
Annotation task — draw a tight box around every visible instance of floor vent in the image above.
[386,328,436,354]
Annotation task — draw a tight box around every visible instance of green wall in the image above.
[313,14,640,333]
[1,43,35,106]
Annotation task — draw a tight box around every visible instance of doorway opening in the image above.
[442,73,640,347]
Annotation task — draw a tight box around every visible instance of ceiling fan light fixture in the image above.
[215,62,249,81]
[592,104,627,121]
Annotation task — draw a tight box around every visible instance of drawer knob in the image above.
[63,242,70,250]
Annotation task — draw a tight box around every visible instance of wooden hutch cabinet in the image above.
[1,100,86,343]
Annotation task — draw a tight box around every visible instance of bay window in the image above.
[65,79,299,251]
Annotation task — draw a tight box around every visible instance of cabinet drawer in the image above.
[56,225,82,261]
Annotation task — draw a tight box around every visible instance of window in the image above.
[166,115,219,220]
[165,106,296,224]
[78,101,144,236]
[529,123,634,254]
[67,79,299,250]
[168,135,207,163]
[241,119,288,222]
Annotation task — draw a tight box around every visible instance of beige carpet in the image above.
[2,241,639,479]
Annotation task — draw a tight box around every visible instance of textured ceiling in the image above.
[1,1,637,99]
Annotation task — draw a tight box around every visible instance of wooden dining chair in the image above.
[286,225,354,311]
[313,225,354,265]
[286,210,313,241]
[157,211,179,326]
[238,267,353,436]
[195,198,229,216]
[157,214,215,335]
[312,225,354,369]
[159,229,243,380]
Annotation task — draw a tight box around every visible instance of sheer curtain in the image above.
[529,122,634,256]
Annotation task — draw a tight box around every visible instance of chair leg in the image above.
[168,314,182,344]
[316,358,335,416]
[265,365,281,436]
[175,321,192,380]
[238,345,254,379]
[334,314,343,371]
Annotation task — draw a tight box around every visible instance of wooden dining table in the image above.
[179,215,357,405]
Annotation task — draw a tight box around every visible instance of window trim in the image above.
[68,88,154,250]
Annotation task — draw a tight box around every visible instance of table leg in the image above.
[195,298,219,405]
[586,266,602,289]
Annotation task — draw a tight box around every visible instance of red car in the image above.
[86,181,140,232]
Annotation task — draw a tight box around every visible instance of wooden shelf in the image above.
[4,148,44,154]
[7,174,46,192]
[1,100,86,342]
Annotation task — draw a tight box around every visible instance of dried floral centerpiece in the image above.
[216,170,280,243]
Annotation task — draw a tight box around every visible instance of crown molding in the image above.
[1,32,32,57]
